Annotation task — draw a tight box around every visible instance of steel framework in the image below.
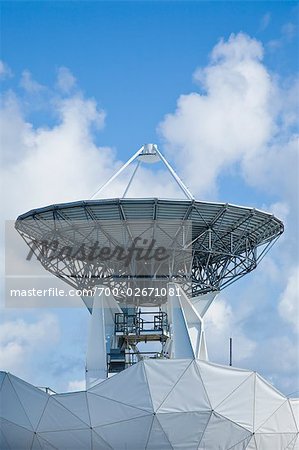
[16,198,283,303]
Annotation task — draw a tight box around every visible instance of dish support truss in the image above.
[84,283,216,388]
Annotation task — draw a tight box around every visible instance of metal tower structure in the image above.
[15,144,284,389]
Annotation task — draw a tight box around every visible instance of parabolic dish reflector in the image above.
[15,198,283,306]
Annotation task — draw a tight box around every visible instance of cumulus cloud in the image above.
[56,66,76,93]
[0,60,13,79]
[1,70,184,221]
[0,314,60,376]
[267,21,297,50]
[159,33,276,197]
[260,13,271,32]
[205,296,256,363]
[20,70,45,93]
[67,379,86,391]
[279,266,299,333]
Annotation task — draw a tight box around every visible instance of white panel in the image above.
[245,436,258,449]
[198,330,208,360]
[31,435,43,450]
[36,435,58,449]
[257,400,297,433]
[102,290,122,344]
[177,286,203,358]
[9,374,49,430]
[143,359,192,411]
[291,435,299,450]
[87,392,148,427]
[0,372,6,391]
[91,430,114,450]
[0,418,34,450]
[89,361,153,412]
[290,399,299,430]
[199,412,252,450]
[254,433,298,450]
[196,360,252,409]
[191,291,218,317]
[146,416,172,449]
[229,437,251,450]
[227,436,252,450]
[86,294,107,387]
[157,360,211,412]
[168,283,195,358]
[39,429,91,450]
[0,425,10,450]
[215,373,255,431]
[94,414,153,450]
[157,411,210,449]
[286,434,299,450]
[254,374,286,431]
[0,376,33,430]
[37,397,88,432]
[55,392,90,427]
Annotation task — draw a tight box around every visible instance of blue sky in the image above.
[0,1,298,394]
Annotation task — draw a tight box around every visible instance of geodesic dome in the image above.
[1,359,298,450]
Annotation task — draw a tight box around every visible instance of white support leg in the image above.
[167,283,210,360]
[85,287,123,389]
[85,293,107,388]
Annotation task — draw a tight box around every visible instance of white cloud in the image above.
[20,70,45,93]
[0,88,185,221]
[279,266,299,333]
[0,60,13,79]
[267,21,297,50]
[159,33,276,198]
[56,66,76,93]
[67,379,86,391]
[281,22,296,42]
[0,314,60,376]
[260,13,271,32]
[205,296,256,363]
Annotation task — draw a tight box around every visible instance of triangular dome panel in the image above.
[55,392,90,426]
[94,414,153,450]
[145,416,173,449]
[0,376,33,430]
[87,392,149,427]
[254,374,286,431]
[290,399,299,431]
[0,372,6,391]
[291,435,299,450]
[91,429,114,450]
[215,373,255,431]
[90,362,153,412]
[9,374,49,430]
[0,418,34,450]
[157,411,211,449]
[35,435,58,450]
[254,432,298,450]
[143,359,192,411]
[196,360,252,410]
[37,396,89,432]
[198,412,252,450]
[245,435,258,450]
[38,428,92,449]
[157,361,211,413]
[257,400,297,433]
